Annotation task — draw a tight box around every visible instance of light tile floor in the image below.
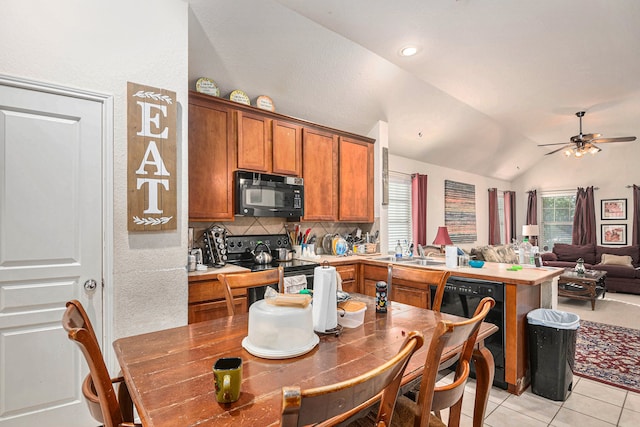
[437,292,640,426]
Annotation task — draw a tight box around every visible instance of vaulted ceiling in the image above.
[189,0,640,181]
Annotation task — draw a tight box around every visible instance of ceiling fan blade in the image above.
[545,145,572,155]
[581,133,600,141]
[590,136,636,143]
[537,142,570,147]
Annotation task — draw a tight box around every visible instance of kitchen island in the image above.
[321,255,563,395]
[188,255,563,395]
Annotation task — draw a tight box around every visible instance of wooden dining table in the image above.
[113,294,497,427]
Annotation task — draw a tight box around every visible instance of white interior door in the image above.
[0,78,105,426]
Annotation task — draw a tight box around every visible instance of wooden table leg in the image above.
[471,343,495,427]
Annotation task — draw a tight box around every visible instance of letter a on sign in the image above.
[127,82,177,231]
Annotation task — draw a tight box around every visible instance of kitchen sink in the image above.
[370,256,445,266]
[371,256,414,263]
[406,258,446,266]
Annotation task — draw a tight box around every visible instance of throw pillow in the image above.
[480,245,518,263]
[599,253,634,268]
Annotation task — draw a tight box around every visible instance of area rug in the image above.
[574,320,640,393]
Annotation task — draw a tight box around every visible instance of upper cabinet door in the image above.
[272,119,302,176]
[339,137,374,222]
[302,128,338,221]
[236,110,271,172]
[189,101,235,221]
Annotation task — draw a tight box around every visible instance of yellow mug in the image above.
[213,357,242,403]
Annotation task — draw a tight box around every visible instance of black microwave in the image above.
[234,170,304,217]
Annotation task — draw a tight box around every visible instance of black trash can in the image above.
[527,308,580,401]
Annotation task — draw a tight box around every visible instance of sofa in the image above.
[541,243,640,295]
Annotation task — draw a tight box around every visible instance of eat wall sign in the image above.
[127,82,177,231]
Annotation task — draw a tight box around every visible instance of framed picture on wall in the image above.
[601,198,627,220]
[601,224,627,245]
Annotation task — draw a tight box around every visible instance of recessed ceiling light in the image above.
[399,46,418,57]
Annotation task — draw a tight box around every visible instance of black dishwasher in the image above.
[434,276,507,389]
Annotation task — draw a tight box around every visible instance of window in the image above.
[540,193,576,250]
[387,172,412,253]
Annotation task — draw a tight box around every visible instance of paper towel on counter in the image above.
[445,245,458,268]
[312,266,338,333]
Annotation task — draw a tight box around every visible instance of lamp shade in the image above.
[433,226,453,246]
[522,225,539,236]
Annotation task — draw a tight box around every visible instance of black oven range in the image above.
[226,234,319,304]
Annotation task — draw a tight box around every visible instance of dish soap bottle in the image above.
[395,240,403,260]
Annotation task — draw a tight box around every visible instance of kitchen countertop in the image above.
[188,254,563,286]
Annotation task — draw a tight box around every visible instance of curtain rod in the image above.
[626,185,637,188]
[537,186,599,193]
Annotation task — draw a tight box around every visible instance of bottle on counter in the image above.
[395,240,403,260]
[519,237,532,265]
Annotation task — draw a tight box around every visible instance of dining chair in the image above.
[392,296,496,427]
[387,265,451,311]
[62,300,140,427]
[217,266,284,316]
[280,330,424,427]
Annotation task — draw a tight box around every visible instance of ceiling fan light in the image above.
[574,150,583,158]
[564,148,573,157]
[588,146,601,154]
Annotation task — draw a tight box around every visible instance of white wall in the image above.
[512,142,640,245]
[388,154,512,252]
[1,0,189,366]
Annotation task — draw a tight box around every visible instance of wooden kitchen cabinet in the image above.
[236,110,271,172]
[272,120,302,176]
[188,275,247,323]
[188,97,236,221]
[237,114,302,176]
[335,263,359,294]
[362,263,430,309]
[302,127,338,221]
[339,137,374,222]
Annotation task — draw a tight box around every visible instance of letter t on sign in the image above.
[127,82,177,231]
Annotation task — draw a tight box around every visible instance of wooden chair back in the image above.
[281,331,424,427]
[62,300,138,427]
[217,266,284,316]
[387,265,450,311]
[395,297,496,427]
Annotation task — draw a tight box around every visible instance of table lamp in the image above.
[522,224,539,247]
[433,226,453,253]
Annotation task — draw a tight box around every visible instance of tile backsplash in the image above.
[189,217,379,252]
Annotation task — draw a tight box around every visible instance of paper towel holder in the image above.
[314,260,343,336]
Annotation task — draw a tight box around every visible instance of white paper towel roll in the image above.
[445,245,458,268]
[312,265,338,332]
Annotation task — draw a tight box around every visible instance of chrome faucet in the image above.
[417,244,426,258]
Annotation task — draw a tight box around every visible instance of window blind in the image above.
[387,172,412,253]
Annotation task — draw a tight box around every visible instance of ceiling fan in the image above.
[538,111,636,157]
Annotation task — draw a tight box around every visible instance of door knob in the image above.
[84,279,98,291]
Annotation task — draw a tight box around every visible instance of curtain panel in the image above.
[633,185,640,245]
[572,186,596,245]
[488,188,501,244]
[526,190,537,225]
[503,191,516,244]
[411,174,428,246]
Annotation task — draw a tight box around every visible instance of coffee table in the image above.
[557,269,607,310]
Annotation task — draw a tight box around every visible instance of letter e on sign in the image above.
[127,82,177,231]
